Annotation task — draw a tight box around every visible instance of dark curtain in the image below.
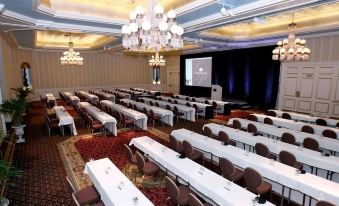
[180,46,281,109]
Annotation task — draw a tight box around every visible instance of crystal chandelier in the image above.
[121,0,184,52]
[272,15,310,62]
[60,34,84,66]
[149,52,165,66]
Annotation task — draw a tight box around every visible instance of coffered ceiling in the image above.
[0,0,338,54]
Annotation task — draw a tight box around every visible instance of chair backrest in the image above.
[165,176,180,204]
[155,102,160,107]
[303,137,319,151]
[173,106,179,114]
[255,143,269,158]
[135,151,145,171]
[247,123,257,134]
[150,109,155,118]
[336,122,339,128]
[186,102,191,107]
[316,200,336,206]
[281,112,291,120]
[124,144,134,163]
[218,131,230,143]
[232,119,242,129]
[183,140,193,156]
[193,104,199,111]
[174,100,178,104]
[143,107,148,115]
[247,115,258,122]
[205,100,209,104]
[188,193,204,206]
[204,127,213,137]
[279,150,297,167]
[322,129,337,139]
[301,125,314,134]
[212,101,218,109]
[266,110,276,117]
[244,167,263,194]
[316,118,327,126]
[149,101,154,106]
[192,98,196,102]
[185,97,190,101]
[264,117,273,125]
[166,105,172,111]
[168,99,172,103]
[219,157,235,179]
[281,132,296,145]
[169,135,178,151]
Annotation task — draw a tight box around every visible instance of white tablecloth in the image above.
[253,114,339,138]
[140,97,195,122]
[269,110,339,128]
[129,136,274,206]
[121,99,173,126]
[79,102,117,136]
[53,106,77,135]
[203,123,339,173]
[160,96,211,116]
[79,91,99,104]
[101,100,147,130]
[171,129,339,204]
[92,91,116,102]
[63,92,80,104]
[228,118,339,153]
[84,158,154,206]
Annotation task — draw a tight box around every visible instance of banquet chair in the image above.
[255,143,277,160]
[244,167,272,198]
[174,100,179,104]
[149,109,162,127]
[219,157,244,183]
[247,123,258,134]
[166,104,172,112]
[281,133,296,145]
[322,129,337,139]
[212,101,222,115]
[218,131,236,146]
[281,112,291,120]
[169,134,183,153]
[193,104,204,119]
[188,193,213,206]
[92,201,104,206]
[303,137,320,151]
[301,125,314,134]
[155,102,160,107]
[192,98,196,102]
[142,107,151,121]
[66,176,100,206]
[45,113,60,136]
[120,113,134,129]
[186,102,191,107]
[87,114,103,133]
[203,126,213,138]
[247,115,258,122]
[316,118,327,126]
[124,144,137,164]
[263,117,273,125]
[186,97,190,101]
[135,151,160,180]
[165,176,192,206]
[278,150,303,170]
[266,110,276,117]
[149,101,154,106]
[173,106,185,123]
[336,122,339,128]
[232,119,242,130]
[183,140,203,164]
[316,200,336,206]
[168,99,173,103]
[205,100,209,104]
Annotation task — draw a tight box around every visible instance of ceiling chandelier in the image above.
[149,52,165,66]
[272,14,310,62]
[60,34,84,66]
[121,0,184,52]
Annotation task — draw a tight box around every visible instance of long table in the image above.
[91,91,116,102]
[203,123,339,174]
[62,92,80,104]
[253,114,339,138]
[131,88,161,96]
[84,158,154,206]
[129,136,274,206]
[121,99,173,126]
[269,110,339,128]
[140,97,195,122]
[171,128,339,205]
[102,89,131,99]
[228,118,339,153]
[78,91,99,104]
[101,100,147,130]
[174,95,231,115]
[53,106,77,136]
[79,102,117,136]
[159,96,214,119]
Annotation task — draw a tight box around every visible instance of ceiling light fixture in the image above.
[272,13,310,62]
[122,0,184,52]
[149,52,165,66]
[60,34,83,66]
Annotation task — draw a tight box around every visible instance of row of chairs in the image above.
[249,114,337,139]
[267,110,339,128]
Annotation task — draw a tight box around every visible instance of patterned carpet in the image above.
[5,100,275,206]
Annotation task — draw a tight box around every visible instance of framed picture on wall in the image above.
[152,66,160,84]
[21,62,33,90]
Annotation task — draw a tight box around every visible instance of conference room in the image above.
[0,0,338,206]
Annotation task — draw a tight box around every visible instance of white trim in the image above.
[175,0,217,16]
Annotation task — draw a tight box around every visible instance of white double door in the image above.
[277,61,339,118]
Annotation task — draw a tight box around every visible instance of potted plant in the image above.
[0,88,31,143]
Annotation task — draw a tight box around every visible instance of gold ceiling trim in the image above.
[203,2,339,40]
[34,31,115,49]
